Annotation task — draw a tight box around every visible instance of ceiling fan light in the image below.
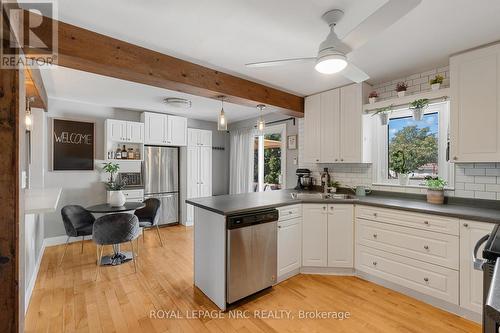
[314,54,347,74]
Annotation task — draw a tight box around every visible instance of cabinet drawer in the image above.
[278,204,302,221]
[122,189,144,198]
[356,205,459,235]
[356,219,458,269]
[356,245,459,304]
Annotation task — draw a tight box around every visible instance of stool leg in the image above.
[81,236,85,253]
[58,236,70,267]
[95,245,104,281]
[155,225,164,247]
[130,241,138,273]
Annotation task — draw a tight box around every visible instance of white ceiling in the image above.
[49,0,500,96]
[40,66,272,123]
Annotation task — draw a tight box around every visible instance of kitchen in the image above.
[3,1,500,333]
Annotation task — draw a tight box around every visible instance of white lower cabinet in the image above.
[302,204,328,267]
[327,204,354,268]
[460,219,495,313]
[278,217,302,278]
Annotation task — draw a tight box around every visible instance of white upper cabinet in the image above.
[303,94,321,163]
[106,119,143,143]
[450,43,500,162]
[142,112,187,146]
[303,83,370,164]
[327,204,354,268]
[188,128,212,147]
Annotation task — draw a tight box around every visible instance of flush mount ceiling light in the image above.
[217,96,228,131]
[164,97,192,108]
[256,104,266,133]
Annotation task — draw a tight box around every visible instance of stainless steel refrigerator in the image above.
[143,146,179,225]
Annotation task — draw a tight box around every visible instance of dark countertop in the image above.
[186,189,500,224]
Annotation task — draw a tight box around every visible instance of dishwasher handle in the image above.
[474,234,490,271]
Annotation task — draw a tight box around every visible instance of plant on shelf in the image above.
[409,98,429,121]
[390,150,413,186]
[327,180,341,193]
[102,162,126,207]
[424,176,447,204]
[430,74,444,91]
[395,82,408,97]
[368,91,378,104]
[372,104,393,125]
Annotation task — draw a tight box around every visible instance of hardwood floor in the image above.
[26,225,480,333]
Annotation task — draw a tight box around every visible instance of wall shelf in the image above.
[363,88,450,113]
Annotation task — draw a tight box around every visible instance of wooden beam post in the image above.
[25,66,47,110]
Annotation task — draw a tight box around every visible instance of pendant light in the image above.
[256,104,266,133]
[25,97,34,131]
[217,95,228,131]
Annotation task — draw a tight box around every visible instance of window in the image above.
[374,101,452,186]
[253,124,286,192]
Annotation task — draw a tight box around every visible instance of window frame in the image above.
[254,123,287,192]
[372,101,453,188]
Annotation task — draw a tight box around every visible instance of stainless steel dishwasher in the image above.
[226,209,278,304]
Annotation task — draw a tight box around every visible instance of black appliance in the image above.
[474,224,500,333]
[295,168,312,190]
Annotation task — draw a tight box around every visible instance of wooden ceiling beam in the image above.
[25,66,48,110]
[26,12,304,116]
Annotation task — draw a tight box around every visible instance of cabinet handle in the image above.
[335,159,338,162]
[463,223,469,228]
[278,225,282,229]
[373,234,377,238]
[330,206,334,210]
[424,277,429,282]
[316,159,320,162]
[453,156,458,161]
[288,211,292,215]
[373,213,378,217]
[372,261,377,266]
[340,158,344,162]
[323,206,326,210]
[424,220,429,225]
[424,245,429,250]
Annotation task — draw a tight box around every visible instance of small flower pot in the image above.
[412,108,424,121]
[397,91,406,98]
[369,97,377,104]
[431,83,441,91]
[107,190,126,207]
[399,174,410,186]
[427,189,444,204]
[378,112,390,125]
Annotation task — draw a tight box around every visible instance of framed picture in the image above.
[52,118,95,171]
[287,135,297,150]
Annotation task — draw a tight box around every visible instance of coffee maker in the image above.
[295,168,312,190]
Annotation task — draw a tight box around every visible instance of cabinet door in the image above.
[187,146,199,199]
[450,44,500,162]
[144,112,166,145]
[199,146,212,197]
[303,94,321,163]
[278,217,301,278]
[127,122,144,143]
[107,119,126,142]
[302,204,328,266]
[167,115,187,146]
[320,89,341,163]
[460,220,494,313]
[327,204,354,268]
[187,128,199,147]
[199,130,212,147]
[340,84,362,162]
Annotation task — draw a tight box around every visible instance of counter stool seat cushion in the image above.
[93,213,140,246]
[61,205,95,237]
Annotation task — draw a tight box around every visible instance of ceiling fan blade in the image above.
[341,63,369,83]
[342,0,422,51]
[245,58,316,68]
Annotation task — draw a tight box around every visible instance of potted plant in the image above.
[396,82,408,97]
[390,150,412,186]
[102,162,126,207]
[425,176,447,204]
[372,104,393,125]
[368,91,378,104]
[327,180,340,193]
[409,98,429,121]
[430,74,444,91]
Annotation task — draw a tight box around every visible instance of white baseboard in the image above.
[43,234,93,247]
[277,268,301,283]
[25,242,45,314]
[300,267,355,276]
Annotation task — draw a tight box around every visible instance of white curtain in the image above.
[229,128,255,194]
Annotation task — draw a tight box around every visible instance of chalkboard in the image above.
[52,119,94,171]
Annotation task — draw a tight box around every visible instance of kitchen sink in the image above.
[290,192,357,200]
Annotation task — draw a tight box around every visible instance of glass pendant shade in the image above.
[256,104,266,133]
[218,108,227,131]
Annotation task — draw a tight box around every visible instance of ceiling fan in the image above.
[245,0,421,83]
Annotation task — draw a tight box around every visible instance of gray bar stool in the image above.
[92,213,140,280]
[60,205,96,266]
[134,198,163,247]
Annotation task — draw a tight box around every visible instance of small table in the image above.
[86,202,145,266]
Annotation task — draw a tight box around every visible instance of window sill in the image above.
[372,182,455,191]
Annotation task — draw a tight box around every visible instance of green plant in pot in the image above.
[372,104,393,126]
[327,180,340,193]
[409,98,429,121]
[430,74,444,91]
[102,162,126,207]
[425,176,447,204]
[390,150,413,186]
